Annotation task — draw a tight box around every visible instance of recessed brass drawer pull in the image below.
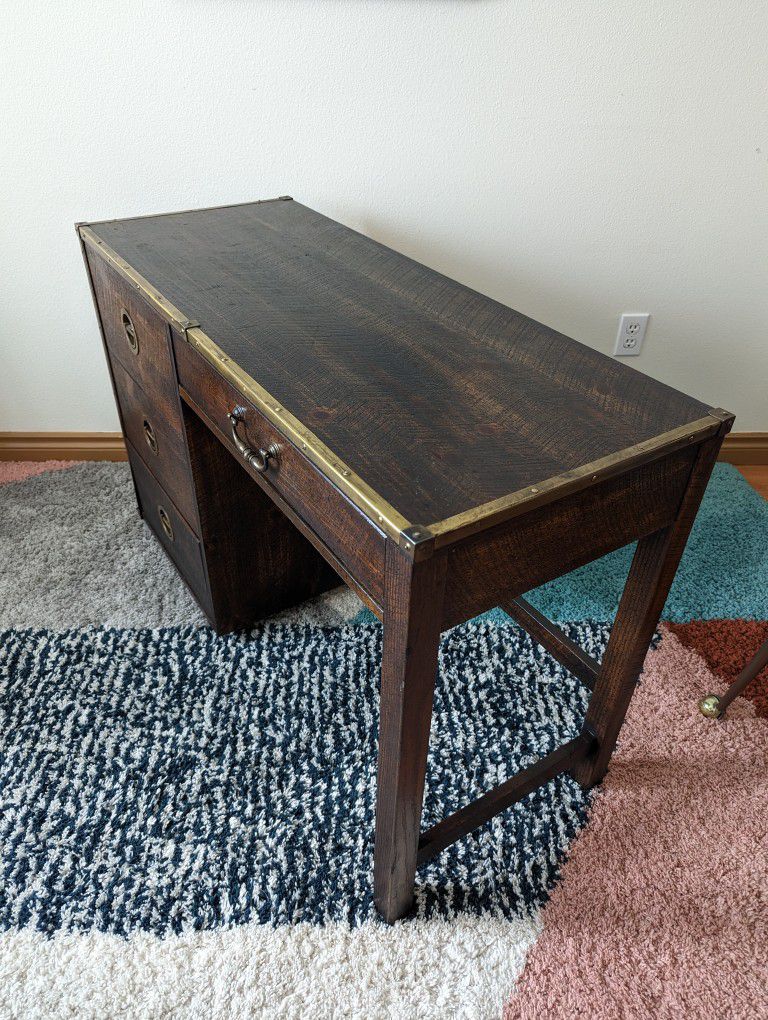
[157,505,174,541]
[143,418,158,455]
[121,309,139,354]
[228,407,279,473]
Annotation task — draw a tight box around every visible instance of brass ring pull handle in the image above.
[121,309,139,354]
[143,418,158,455]
[157,505,174,541]
[228,408,279,473]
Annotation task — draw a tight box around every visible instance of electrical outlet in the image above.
[614,313,649,357]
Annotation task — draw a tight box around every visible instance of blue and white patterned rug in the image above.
[0,621,597,940]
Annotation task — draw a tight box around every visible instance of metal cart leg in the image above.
[698,636,768,719]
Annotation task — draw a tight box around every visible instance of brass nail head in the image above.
[530,487,539,494]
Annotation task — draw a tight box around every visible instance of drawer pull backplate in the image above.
[121,309,139,354]
[157,505,174,542]
[143,418,158,455]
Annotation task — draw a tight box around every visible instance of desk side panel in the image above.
[440,444,699,631]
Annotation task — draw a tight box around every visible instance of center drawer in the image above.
[174,335,386,606]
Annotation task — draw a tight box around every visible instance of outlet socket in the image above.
[614,313,649,357]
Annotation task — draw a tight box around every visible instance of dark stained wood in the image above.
[180,400,340,632]
[78,232,144,516]
[87,251,180,429]
[175,333,387,606]
[374,542,447,924]
[79,200,734,926]
[571,432,728,787]
[127,442,212,614]
[417,731,594,866]
[111,358,200,528]
[86,200,712,526]
[441,444,698,631]
[500,597,599,690]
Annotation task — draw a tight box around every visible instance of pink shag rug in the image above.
[0,460,75,484]
[504,626,768,1019]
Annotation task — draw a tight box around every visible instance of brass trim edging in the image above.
[79,222,735,552]
[79,224,413,546]
[427,414,727,548]
[79,227,198,334]
[80,196,292,231]
[186,327,412,543]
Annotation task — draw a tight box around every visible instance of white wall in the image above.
[2,1,766,431]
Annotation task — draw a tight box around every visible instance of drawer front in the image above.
[174,336,386,605]
[112,358,199,530]
[128,442,212,612]
[87,249,180,424]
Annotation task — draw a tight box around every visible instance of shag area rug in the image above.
[0,460,766,1018]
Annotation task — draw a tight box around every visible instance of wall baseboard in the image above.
[0,431,765,465]
[0,432,128,462]
[718,433,768,465]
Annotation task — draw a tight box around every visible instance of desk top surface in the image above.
[85,198,718,534]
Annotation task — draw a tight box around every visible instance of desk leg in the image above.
[573,434,724,788]
[374,542,447,923]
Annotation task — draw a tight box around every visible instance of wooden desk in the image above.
[78,198,733,923]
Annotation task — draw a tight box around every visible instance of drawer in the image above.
[127,442,212,613]
[87,249,180,425]
[112,358,199,530]
[174,335,386,605]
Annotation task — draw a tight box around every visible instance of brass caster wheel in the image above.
[698,694,723,719]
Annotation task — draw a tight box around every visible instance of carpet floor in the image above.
[0,460,765,1018]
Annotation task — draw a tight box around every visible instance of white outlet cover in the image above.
[614,313,650,357]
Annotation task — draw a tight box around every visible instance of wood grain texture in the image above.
[87,252,180,429]
[572,432,727,787]
[78,201,735,926]
[0,433,127,461]
[374,542,447,924]
[3,432,762,468]
[180,401,340,632]
[84,200,713,526]
[175,334,387,605]
[441,444,697,630]
[111,358,199,528]
[417,731,594,866]
[500,597,599,690]
[127,442,212,613]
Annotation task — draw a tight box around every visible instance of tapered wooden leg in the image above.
[374,542,447,923]
[573,434,725,787]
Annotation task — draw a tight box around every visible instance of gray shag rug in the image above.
[0,462,362,630]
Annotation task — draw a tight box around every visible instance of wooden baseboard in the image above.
[718,433,768,465]
[0,430,765,466]
[0,432,127,462]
